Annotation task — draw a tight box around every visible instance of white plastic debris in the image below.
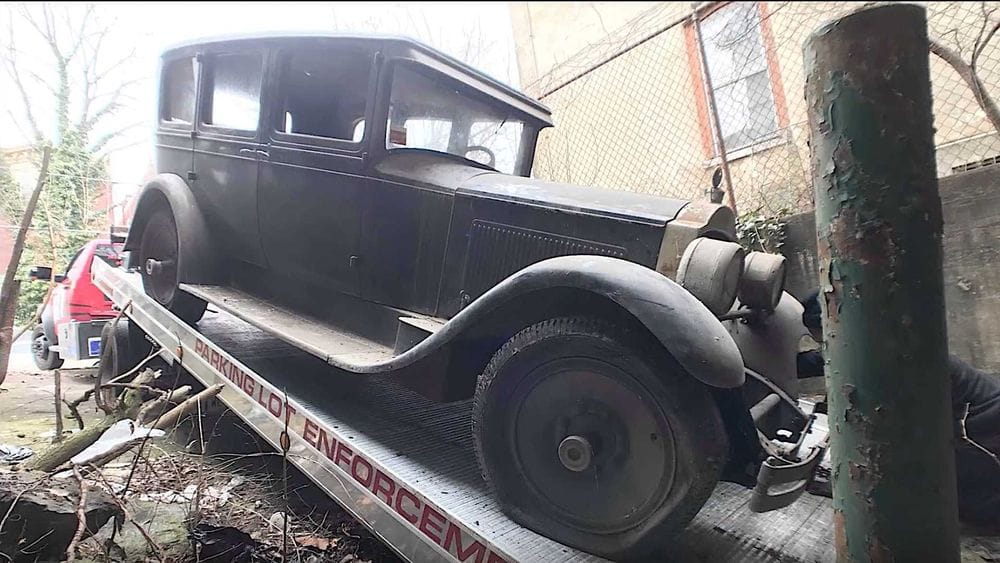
[70,419,165,465]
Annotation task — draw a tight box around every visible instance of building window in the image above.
[700,2,780,153]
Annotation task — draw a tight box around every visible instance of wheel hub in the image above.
[145,258,174,276]
[557,435,594,472]
[507,361,676,534]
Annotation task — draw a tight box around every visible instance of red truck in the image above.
[30,239,123,369]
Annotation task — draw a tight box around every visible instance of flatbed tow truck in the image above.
[91,257,846,562]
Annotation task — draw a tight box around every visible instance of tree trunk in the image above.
[0,147,52,387]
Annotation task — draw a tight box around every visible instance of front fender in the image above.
[124,174,217,284]
[389,255,745,388]
[479,255,746,388]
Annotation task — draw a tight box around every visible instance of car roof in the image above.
[162,32,552,126]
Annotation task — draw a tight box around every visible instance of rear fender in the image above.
[124,174,218,284]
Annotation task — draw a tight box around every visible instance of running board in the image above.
[182,283,395,367]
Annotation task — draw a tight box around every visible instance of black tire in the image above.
[30,324,63,370]
[96,320,151,407]
[138,207,207,324]
[472,317,727,559]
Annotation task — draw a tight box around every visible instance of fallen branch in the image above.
[136,385,191,426]
[25,369,157,472]
[154,384,224,431]
[85,465,165,563]
[65,465,88,562]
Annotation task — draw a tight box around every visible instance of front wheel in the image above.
[31,324,63,370]
[472,317,727,559]
[138,207,207,324]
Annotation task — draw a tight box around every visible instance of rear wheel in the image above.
[31,324,63,370]
[138,207,206,324]
[472,317,727,559]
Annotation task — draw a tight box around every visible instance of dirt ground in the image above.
[0,348,401,563]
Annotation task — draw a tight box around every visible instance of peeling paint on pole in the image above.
[804,5,959,562]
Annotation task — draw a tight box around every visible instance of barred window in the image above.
[701,2,779,153]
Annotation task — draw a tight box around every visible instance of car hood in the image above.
[459,173,688,227]
[375,151,689,227]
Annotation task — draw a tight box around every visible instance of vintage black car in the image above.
[127,33,824,559]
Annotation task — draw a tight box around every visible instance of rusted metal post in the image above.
[804,5,959,562]
[691,5,738,215]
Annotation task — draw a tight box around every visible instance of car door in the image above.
[257,40,376,297]
[192,46,268,267]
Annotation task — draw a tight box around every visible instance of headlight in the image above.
[676,237,745,316]
[738,252,787,311]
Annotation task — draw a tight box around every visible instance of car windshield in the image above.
[387,62,529,175]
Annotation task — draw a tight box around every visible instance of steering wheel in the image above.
[464,145,496,169]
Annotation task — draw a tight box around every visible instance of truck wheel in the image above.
[96,320,151,408]
[138,207,206,324]
[31,324,63,370]
[472,317,727,559]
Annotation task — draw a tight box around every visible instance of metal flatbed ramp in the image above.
[95,261,841,562]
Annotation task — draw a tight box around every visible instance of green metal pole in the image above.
[803,5,959,562]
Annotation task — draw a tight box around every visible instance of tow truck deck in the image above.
[93,259,845,562]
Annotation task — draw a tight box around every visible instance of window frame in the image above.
[687,1,789,160]
[158,55,198,131]
[196,48,267,139]
[267,40,379,155]
[381,58,536,175]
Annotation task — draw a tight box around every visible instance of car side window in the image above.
[161,56,196,126]
[201,52,264,132]
[276,47,372,143]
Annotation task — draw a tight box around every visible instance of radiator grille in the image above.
[462,220,626,298]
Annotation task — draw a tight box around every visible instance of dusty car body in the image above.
[126,33,824,559]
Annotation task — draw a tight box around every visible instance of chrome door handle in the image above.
[239,148,269,159]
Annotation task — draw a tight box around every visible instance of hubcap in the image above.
[507,358,675,534]
[140,213,180,306]
[557,435,593,472]
[32,335,48,359]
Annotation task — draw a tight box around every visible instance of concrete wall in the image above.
[782,167,1000,372]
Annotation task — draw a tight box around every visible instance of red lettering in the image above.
[334,442,353,472]
[267,392,283,417]
[242,374,254,396]
[316,428,337,461]
[372,470,396,506]
[210,350,220,370]
[395,489,420,524]
[303,419,319,448]
[351,456,373,488]
[255,381,267,406]
[418,504,446,545]
[284,404,296,419]
[444,523,486,563]
[485,553,507,563]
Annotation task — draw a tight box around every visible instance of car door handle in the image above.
[238,148,269,158]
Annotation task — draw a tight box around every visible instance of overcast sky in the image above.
[0,2,519,195]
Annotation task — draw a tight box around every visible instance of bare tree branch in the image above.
[929,36,1000,135]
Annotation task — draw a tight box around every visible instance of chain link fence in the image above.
[526,1,1000,218]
